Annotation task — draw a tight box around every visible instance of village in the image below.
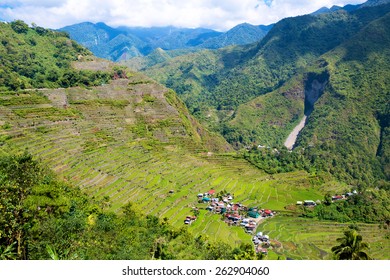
[183,188,359,255]
[183,189,276,255]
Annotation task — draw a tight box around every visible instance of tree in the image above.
[10,20,29,34]
[0,243,17,260]
[324,193,332,205]
[233,243,265,260]
[331,229,371,260]
[0,152,42,259]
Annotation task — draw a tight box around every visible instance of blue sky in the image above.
[0,0,367,30]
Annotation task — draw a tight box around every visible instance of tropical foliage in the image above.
[331,229,371,260]
[301,190,390,224]
[0,21,111,91]
[243,146,311,174]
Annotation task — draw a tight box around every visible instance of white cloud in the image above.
[0,0,368,30]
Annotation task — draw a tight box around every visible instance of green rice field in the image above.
[1,80,387,259]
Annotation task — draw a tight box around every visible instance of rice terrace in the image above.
[0,0,389,261]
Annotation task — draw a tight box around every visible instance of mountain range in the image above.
[60,22,273,61]
[311,0,390,14]
[58,0,386,63]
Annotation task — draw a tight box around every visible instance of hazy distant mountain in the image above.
[60,22,271,61]
[311,0,390,15]
[117,26,222,50]
[311,4,359,15]
[59,22,147,61]
[198,23,273,49]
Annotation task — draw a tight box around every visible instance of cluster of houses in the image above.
[223,208,275,233]
[331,190,358,201]
[194,190,275,234]
[296,190,358,207]
[253,232,270,255]
[182,189,282,256]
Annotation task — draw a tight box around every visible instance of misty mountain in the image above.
[310,0,390,16]
[59,22,272,61]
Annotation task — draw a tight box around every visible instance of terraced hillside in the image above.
[0,58,328,246]
[1,20,388,260]
[257,216,390,260]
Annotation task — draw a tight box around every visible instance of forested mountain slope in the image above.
[139,3,390,186]
[144,3,390,114]
[0,21,108,91]
[232,10,390,185]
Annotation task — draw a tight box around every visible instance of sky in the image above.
[0,0,368,31]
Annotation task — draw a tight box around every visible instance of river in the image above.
[284,115,307,150]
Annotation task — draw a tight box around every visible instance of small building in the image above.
[303,200,316,206]
[296,201,303,205]
[245,224,256,231]
[202,197,211,203]
[184,216,197,225]
[332,195,343,201]
[207,190,216,196]
[227,214,241,221]
[248,211,260,218]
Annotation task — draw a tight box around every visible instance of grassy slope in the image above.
[2,73,387,259]
[122,48,199,72]
[226,76,306,146]
[257,216,389,260]
[0,59,326,248]
[137,5,390,182]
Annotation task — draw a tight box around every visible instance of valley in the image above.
[1,58,388,259]
[0,0,389,260]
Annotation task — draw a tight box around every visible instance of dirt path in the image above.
[284,115,307,150]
